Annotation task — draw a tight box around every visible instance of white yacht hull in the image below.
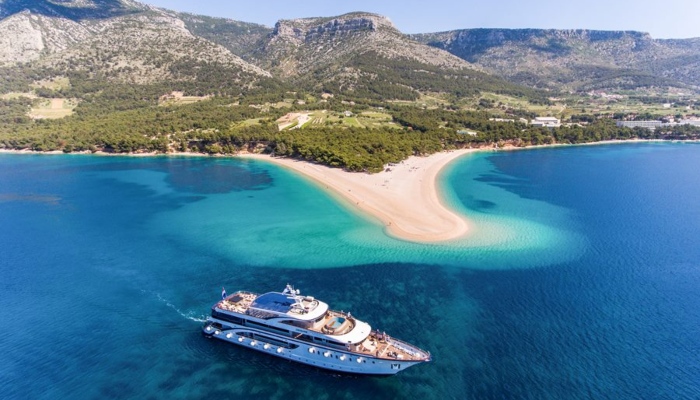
[203,320,425,375]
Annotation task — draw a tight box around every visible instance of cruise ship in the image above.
[202,284,431,375]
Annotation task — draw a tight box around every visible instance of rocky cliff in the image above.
[253,12,476,78]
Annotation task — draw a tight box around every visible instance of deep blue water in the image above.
[1,143,699,399]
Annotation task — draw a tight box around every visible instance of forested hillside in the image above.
[1,1,699,172]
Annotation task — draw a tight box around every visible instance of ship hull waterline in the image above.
[203,321,427,375]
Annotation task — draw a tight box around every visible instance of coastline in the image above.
[239,150,475,243]
[2,139,695,243]
[0,147,473,242]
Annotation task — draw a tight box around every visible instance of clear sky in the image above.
[140,0,700,39]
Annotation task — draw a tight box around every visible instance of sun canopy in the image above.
[250,292,294,314]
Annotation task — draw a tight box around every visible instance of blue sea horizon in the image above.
[1,142,698,399]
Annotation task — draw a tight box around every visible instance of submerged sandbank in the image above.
[239,150,475,243]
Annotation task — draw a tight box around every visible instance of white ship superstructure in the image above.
[202,285,431,375]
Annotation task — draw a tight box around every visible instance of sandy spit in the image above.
[239,150,476,243]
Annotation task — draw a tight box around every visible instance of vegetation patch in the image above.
[28,98,78,119]
[1,92,36,100]
[30,77,71,91]
[158,91,211,106]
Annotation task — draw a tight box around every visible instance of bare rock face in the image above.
[0,13,44,63]
[0,11,91,64]
[272,13,396,43]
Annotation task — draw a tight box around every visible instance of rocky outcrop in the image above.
[256,12,476,78]
[271,13,396,44]
[0,11,91,64]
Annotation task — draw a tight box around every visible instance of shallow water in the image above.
[1,143,698,399]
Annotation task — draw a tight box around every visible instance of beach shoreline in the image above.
[0,147,473,242]
[3,139,695,242]
[239,150,476,243]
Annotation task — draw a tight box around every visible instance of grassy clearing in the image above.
[236,118,267,127]
[30,77,70,91]
[247,101,295,113]
[360,111,392,119]
[162,96,209,106]
[158,92,210,106]
[272,110,400,129]
[341,117,363,127]
[481,93,558,115]
[28,98,78,119]
[388,93,450,109]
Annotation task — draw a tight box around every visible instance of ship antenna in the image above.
[284,284,305,312]
[283,283,294,294]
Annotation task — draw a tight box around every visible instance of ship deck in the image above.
[216,291,430,362]
[218,291,257,314]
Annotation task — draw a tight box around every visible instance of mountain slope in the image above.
[240,12,540,100]
[38,11,271,84]
[413,29,700,91]
[0,0,271,88]
[0,0,147,20]
[0,10,92,64]
[178,13,271,61]
[252,13,472,77]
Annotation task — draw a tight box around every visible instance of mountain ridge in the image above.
[412,28,700,91]
[0,1,272,86]
[1,1,699,94]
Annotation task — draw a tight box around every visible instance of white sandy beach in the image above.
[6,139,673,242]
[240,150,476,242]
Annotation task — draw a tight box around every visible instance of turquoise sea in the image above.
[1,142,699,399]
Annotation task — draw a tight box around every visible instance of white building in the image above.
[531,117,561,128]
[679,119,700,127]
[616,121,663,130]
[615,119,700,131]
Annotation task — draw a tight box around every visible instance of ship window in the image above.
[246,321,289,335]
[299,334,313,342]
[212,311,243,325]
